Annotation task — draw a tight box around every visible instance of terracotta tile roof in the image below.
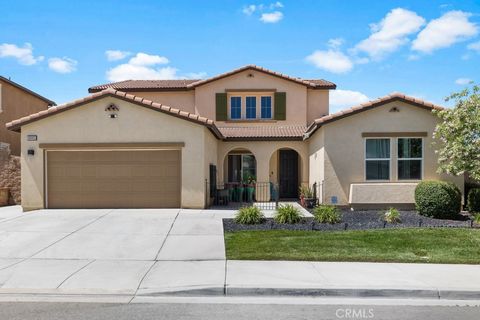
[6,88,224,139]
[186,65,336,89]
[88,65,336,92]
[218,125,306,141]
[304,92,445,138]
[0,75,56,106]
[88,79,199,92]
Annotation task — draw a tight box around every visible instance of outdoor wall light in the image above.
[27,149,35,156]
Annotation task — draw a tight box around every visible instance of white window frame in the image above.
[397,137,424,181]
[227,92,274,120]
[364,138,392,181]
[228,96,242,120]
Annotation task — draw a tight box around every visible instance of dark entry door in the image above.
[279,150,298,199]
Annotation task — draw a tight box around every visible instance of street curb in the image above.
[224,287,480,300]
[0,287,480,301]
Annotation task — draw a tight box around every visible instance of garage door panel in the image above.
[47,150,181,208]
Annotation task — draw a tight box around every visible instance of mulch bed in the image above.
[223,210,474,232]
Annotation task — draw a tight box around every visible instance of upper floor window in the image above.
[261,96,272,119]
[365,138,390,180]
[246,96,256,119]
[227,93,274,120]
[398,138,423,180]
[230,96,241,119]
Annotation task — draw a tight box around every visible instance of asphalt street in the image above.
[0,301,479,320]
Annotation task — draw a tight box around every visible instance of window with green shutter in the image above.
[274,92,286,120]
[215,93,227,121]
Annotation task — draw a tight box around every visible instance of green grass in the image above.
[225,228,480,264]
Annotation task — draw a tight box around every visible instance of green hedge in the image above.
[467,188,480,213]
[414,180,461,219]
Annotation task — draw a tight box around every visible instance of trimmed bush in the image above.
[274,204,302,224]
[467,188,480,213]
[313,205,341,224]
[415,180,461,219]
[235,206,264,225]
[384,208,401,223]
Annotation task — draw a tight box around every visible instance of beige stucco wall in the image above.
[20,96,215,211]
[307,89,329,125]
[194,70,311,126]
[308,128,325,202]
[308,101,464,206]
[127,91,195,113]
[0,79,50,155]
[216,140,309,185]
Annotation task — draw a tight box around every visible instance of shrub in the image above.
[313,205,341,224]
[473,214,480,224]
[414,180,461,219]
[274,204,302,224]
[467,188,480,213]
[234,206,264,225]
[384,207,401,223]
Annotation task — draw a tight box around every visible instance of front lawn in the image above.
[225,228,480,264]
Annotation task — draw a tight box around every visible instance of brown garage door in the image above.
[46,150,181,208]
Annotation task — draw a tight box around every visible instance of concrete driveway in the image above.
[0,206,231,295]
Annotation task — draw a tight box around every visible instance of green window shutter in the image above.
[274,92,286,120]
[215,93,228,121]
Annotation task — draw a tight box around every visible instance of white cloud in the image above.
[129,52,169,66]
[306,49,353,74]
[270,1,283,9]
[107,64,178,82]
[106,52,203,81]
[467,41,480,52]
[355,8,425,59]
[48,57,77,73]
[412,11,478,53]
[260,11,283,23]
[0,43,44,65]
[327,38,344,49]
[242,5,256,15]
[105,50,131,61]
[329,90,370,112]
[455,78,472,85]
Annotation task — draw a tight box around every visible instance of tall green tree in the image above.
[433,84,480,180]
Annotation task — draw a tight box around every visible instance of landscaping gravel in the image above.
[223,209,473,232]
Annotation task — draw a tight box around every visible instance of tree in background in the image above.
[433,84,480,181]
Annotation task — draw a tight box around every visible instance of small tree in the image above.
[433,84,480,181]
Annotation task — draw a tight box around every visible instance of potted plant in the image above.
[245,176,256,203]
[299,185,316,208]
[299,185,307,207]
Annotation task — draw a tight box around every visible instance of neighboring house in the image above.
[6,65,463,211]
[0,76,55,156]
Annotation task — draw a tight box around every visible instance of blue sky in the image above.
[0,0,479,112]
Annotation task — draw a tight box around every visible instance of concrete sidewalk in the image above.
[1,259,479,300]
[0,206,479,300]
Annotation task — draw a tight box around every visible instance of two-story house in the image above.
[0,76,55,156]
[6,65,463,211]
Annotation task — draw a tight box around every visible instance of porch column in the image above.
[256,156,271,202]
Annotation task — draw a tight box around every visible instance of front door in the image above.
[279,149,299,199]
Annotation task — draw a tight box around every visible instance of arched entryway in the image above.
[269,148,301,199]
[223,148,257,183]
